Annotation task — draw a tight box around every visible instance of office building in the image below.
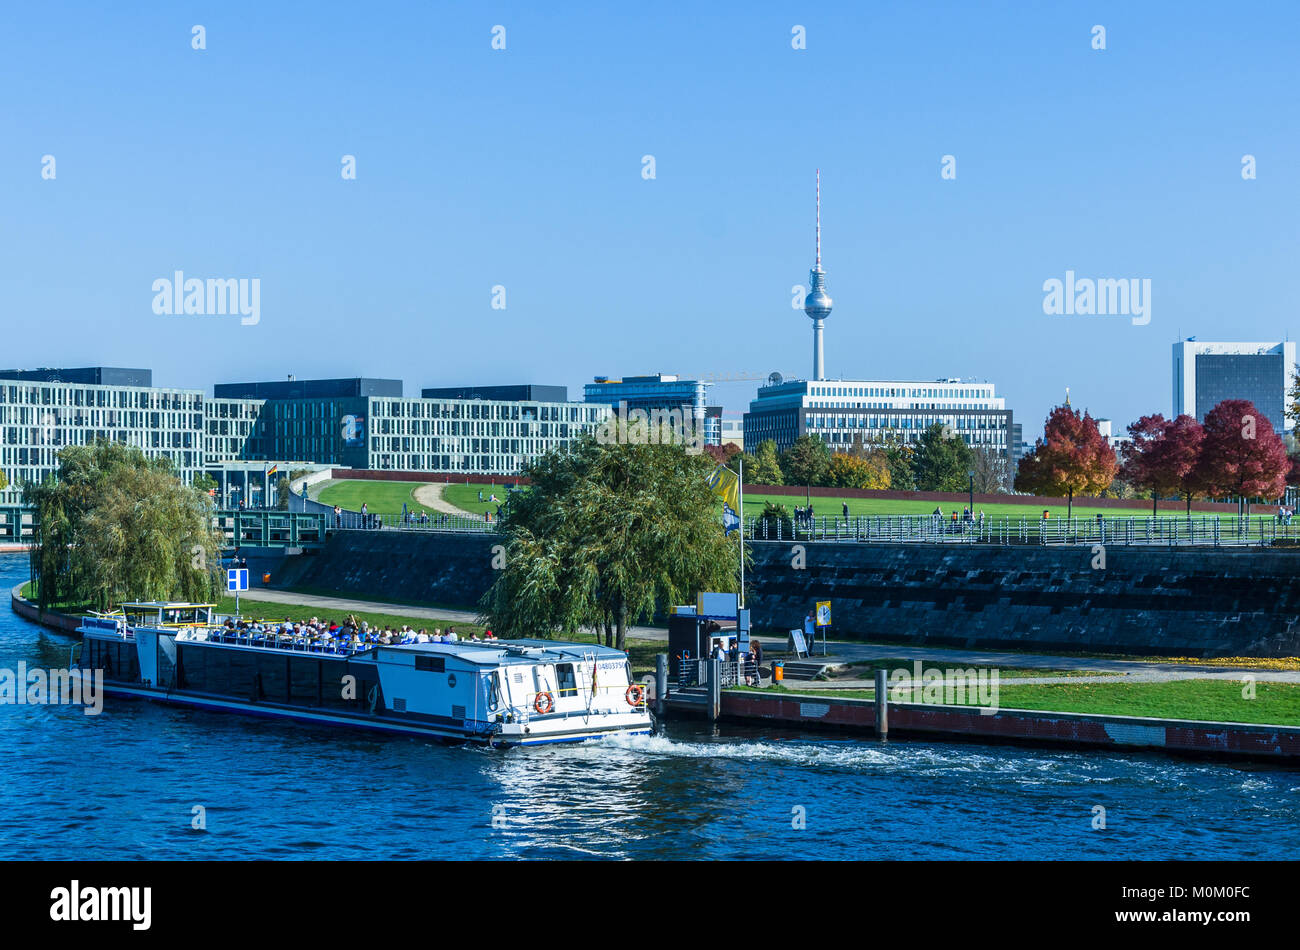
[584,374,720,445]
[744,376,1013,458]
[1172,340,1296,433]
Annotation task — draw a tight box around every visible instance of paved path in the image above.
[412,483,486,521]
[242,588,1296,678]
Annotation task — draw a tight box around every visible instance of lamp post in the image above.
[968,469,975,516]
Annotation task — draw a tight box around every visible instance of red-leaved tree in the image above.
[1164,414,1208,516]
[1014,405,1118,521]
[1122,414,1178,515]
[1193,399,1289,516]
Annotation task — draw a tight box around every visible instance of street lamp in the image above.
[968,469,975,516]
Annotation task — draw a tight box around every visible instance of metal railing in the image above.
[675,657,761,687]
[330,510,495,534]
[746,514,1300,548]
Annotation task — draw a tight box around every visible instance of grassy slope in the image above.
[315,480,437,516]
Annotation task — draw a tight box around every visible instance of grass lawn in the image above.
[315,480,438,516]
[739,492,1240,523]
[736,679,1300,726]
[441,482,519,517]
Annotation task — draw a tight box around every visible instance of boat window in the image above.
[556,663,577,696]
[415,656,446,673]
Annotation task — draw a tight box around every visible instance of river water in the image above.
[1,553,1297,860]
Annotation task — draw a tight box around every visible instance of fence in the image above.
[675,656,761,687]
[746,513,1300,548]
[327,510,495,534]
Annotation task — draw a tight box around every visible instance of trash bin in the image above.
[262,573,271,584]
[772,661,784,683]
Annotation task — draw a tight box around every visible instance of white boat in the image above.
[75,603,653,747]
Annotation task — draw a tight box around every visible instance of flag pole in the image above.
[738,456,745,609]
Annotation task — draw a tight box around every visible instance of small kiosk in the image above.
[667,592,750,684]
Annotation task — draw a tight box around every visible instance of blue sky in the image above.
[2,1,1297,439]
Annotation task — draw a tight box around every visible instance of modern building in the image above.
[744,376,1014,458]
[421,384,568,402]
[1095,419,1131,455]
[583,374,720,446]
[0,367,206,503]
[0,368,609,504]
[1172,340,1296,433]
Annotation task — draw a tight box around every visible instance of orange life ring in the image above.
[534,691,554,714]
[625,684,645,707]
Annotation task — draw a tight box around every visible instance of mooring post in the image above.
[655,654,668,715]
[708,658,721,722]
[874,668,888,739]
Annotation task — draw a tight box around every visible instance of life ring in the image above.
[625,684,645,707]
[534,691,554,714]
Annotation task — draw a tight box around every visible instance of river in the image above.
[1,553,1296,860]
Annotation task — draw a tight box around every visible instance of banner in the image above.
[722,503,740,536]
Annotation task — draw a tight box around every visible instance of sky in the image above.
[2,1,1297,440]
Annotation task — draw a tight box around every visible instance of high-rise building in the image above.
[1172,340,1296,433]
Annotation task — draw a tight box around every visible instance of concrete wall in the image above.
[280,532,1300,657]
[288,530,497,608]
[746,541,1300,657]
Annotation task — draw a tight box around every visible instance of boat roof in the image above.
[379,638,629,667]
[120,602,216,609]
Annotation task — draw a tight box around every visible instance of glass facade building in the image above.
[583,374,720,446]
[1172,341,1296,434]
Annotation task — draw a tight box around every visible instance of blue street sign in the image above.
[227,568,249,592]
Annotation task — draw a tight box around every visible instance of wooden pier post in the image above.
[875,668,888,739]
[655,654,668,715]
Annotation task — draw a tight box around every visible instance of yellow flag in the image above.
[706,464,739,512]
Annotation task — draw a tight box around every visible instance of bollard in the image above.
[655,654,668,716]
[874,668,888,739]
[708,659,721,722]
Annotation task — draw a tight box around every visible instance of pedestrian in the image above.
[842,501,849,520]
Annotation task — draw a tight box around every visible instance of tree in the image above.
[1122,414,1188,515]
[702,443,741,465]
[275,476,292,510]
[1193,399,1289,516]
[828,452,891,490]
[0,469,8,493]
[24,440,222,611]
[757,502,793,537]
[879,432,915,490]
[192,472,218,500]
[781,435,832,487]
[1164,415,1208,515]
[1288,363,1300,430]
[479,425,740,651]
[1014,405,1118,521]
[749,439,784,485]
[912,423,977,492]
[969,446,1011,494]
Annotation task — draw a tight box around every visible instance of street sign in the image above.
[815,601,832,627]
[227,569,248,592]
[789,628,808,658]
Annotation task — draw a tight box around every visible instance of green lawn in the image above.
[739,492,1241,523]
[314,480,438,516]
[737,679,1300,726]
[442,482,519,517]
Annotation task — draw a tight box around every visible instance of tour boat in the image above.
[75,603,653,746]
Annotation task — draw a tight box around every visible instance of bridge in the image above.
[0,505,492,550]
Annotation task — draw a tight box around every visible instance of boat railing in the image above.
[201,629,376,656]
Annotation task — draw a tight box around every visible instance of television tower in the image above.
[804,169,833,380]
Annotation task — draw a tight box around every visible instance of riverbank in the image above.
[658,685,1300,761]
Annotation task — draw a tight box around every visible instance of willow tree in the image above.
[479,426,742,651]
[24,440,223,610]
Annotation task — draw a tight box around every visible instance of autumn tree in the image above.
[1193,399,1289,516]
[1121,414,1205,515]
[1014,405,1118,521]
[969,446,1011,494]
[829,452,891,490]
